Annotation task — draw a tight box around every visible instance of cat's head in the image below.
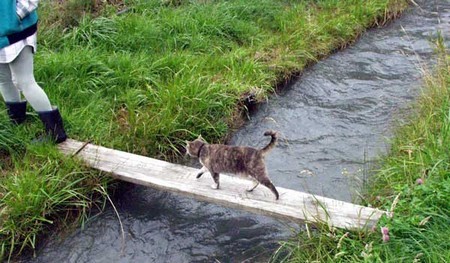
[185,135,207,157]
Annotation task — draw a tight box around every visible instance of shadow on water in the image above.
[29,1,450,262]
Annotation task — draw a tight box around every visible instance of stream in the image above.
[29,1,450,262]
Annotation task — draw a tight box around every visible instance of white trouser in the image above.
[0,46,52,112]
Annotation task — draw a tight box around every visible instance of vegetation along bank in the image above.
[272,39,449,262]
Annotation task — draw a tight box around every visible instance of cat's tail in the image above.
[260,130,278,155]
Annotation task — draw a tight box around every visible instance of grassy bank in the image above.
[0,0,409,260]
[272,39,450,262]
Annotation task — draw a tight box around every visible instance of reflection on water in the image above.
[29,1,450,262]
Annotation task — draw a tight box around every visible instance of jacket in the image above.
[0,0,38,49]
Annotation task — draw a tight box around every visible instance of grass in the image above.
[35,0,409,157]
[0,142,112,260]
[0,0,410,261]
[271,37,450,262]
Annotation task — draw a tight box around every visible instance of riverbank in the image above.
[0,0,409,260]
[272,40,449,262]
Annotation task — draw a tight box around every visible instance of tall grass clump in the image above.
[272,38,450,263]
[0,123,24,158]
[0,145,112,261]
[0,118,28,172]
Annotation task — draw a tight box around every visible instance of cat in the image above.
[185,130,280,200]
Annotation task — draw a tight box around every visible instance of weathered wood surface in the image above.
[58,139,387,230]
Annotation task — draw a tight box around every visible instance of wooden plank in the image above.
[58,139,387,230]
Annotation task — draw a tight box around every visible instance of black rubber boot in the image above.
[37,107,67,143]
[5,101,27,124]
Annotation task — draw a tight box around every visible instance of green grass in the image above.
[0,0,409,260]
[34,0,409,157]
[271,38,450,263]
[0,143,112,260]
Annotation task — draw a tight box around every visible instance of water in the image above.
[29,1,450,262]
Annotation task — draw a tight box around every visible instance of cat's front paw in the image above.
[210,183,219,189]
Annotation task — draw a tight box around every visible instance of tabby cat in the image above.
[186,130,280,200]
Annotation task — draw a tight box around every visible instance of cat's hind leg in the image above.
[261,178,279,200]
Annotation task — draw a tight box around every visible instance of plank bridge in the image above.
[58,139,387,230]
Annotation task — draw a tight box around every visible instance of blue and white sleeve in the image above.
[16,0,39,20]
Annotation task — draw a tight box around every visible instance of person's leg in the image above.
[0,63,21,102]
[9,46,67,143]
[0,63,27,123]
[9,46,52,112]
